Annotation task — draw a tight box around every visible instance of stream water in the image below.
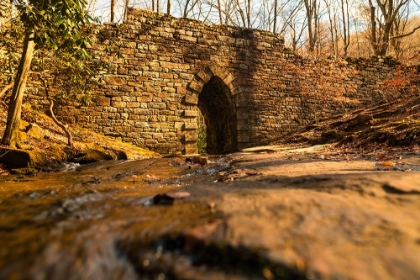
[0,157,304,280]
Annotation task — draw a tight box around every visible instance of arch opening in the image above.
[197,76,238,154]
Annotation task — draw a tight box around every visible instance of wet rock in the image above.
[188,163,201,170]
[170,158,183,166]
[144,174,160,183]
[71,149,115,164]
[10,168,37,175]
[166,191,191,199]
[0,163,9,175]
[193,156,209,165]
[152,192,190,205]
[111,149,128,160]
[0,148,47,169]
[153,194,175,205]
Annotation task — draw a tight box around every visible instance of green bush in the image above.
[197,125,207,154]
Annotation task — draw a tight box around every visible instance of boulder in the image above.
[0,148,47,169]
[70,149,115,164]
[193,156,209,165]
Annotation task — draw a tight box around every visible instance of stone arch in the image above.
[185,64,241,154]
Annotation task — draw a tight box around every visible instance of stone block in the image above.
[96,97,111,106]
[180,35,197,43]
[137,94,153,102]
[105,76,127,86]
[224,73,234,85]
[184,132,198,142]
[112,101,126,108]
[184,146,198,155]
[184,110,198,117]
[184,122,198,130]
[127,102,140,108]
[188,80,203,93]
[208,64,227,79]
[196,70,212,82]
[184,95,198,105]
[177,87,187,94]
[119,85,134,92]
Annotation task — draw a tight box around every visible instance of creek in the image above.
[0,157,304,280]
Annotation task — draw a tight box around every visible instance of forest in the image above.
[87,0,420,59]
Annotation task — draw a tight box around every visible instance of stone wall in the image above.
[26,8,402,155]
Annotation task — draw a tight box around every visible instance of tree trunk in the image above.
[369,4,378,55]
[217,0,223,24]
[111,0,116,22]
[304,0,317,53]
[167,0,172,15]
[273,0,277,33]
[246,0,251,28]
[2,31,35,148]
[123,0,130,21]
[379,22,392,56]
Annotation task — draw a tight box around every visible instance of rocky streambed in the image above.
[0,146,420,280]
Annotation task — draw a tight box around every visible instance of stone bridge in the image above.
[29,8,400,155]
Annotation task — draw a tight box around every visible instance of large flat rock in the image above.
[0,148,47,169]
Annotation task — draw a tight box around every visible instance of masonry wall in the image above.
[27,8,400,155]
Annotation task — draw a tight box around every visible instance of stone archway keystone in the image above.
[187,63,240,98]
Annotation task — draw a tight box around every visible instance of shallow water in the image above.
[0,157,302,279]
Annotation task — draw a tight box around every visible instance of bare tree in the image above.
[340,0,351,56]
[303,0,320,53]
[367,0,413,56]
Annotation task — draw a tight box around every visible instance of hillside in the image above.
[272,95,420,155]
[0,103,157,173]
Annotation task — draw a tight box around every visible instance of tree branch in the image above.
[0,82,13,104]
[39,75,74,147]
[48,98,74,147]
[391,25,420,39]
